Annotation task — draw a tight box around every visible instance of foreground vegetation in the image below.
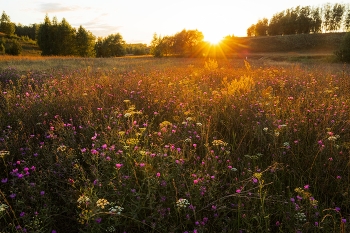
[0,57,349,232]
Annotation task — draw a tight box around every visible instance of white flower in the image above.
[109,205,124,215]
[176,198,190,208]
[0,203,8,212]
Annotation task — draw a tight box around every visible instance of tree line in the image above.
[247,3,350,36]
[0,11,149,57]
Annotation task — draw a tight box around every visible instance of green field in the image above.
[0,56,349,232]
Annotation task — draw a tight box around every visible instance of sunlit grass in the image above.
[0,57,349,232]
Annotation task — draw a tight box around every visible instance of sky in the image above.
[0,0,347,44]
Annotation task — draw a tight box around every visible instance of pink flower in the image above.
[236,189,241,193]
[304,184,310,190]
[193,179,199,184]
[115,163,123,169]
[156,172,161,177]
[139,163,145,167]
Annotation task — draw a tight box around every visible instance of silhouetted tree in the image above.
[310,7,322,33]
[296,6,312,33]
[344,8,350,31]
[247,24,255,36]
[268,12,284,35]
[255,18,269,36]
[330,3,345,31]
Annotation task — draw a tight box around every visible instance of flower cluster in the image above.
[176,198,190,209]
[77,195,90,205]
[96,199,109,209]
[109,205,124,215]
[212,140,228,147]
[0,203,8,212]
[295,212,307,222]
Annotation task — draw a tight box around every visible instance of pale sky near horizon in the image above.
[0,0,347,44]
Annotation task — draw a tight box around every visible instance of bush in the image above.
[5,40,22,55]
[334,32,350,62]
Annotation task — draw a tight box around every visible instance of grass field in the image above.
[0,56,349,232]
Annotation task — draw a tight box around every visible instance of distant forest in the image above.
[1,2,350,57]
[247,3,350,36]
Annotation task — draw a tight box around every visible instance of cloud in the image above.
[77,14,123,37]
[39,3,89,13]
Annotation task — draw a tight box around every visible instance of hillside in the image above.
[0,32,41,56]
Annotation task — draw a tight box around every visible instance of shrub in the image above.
[5,40,22,55]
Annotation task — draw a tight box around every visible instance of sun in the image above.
[204,32,224,45]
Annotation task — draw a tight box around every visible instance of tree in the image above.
[344,8,350,31]
[75,26,96,57]
[0,11,15,35]
[95,33,126,57]
[172,29,204,56]
[37,15,54,55]
[297,6,312,34]
[330,3,345,31]
[56,18,76,55]
[255,18,268,36]
[150,33,164,57]
[323,3,332,32]
[15,24,38,40]
[310,7,322,33]
[268,12,284,35]
[247,24,255,36]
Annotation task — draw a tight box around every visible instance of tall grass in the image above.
[0,57,349,232]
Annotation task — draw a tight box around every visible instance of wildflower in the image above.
[77,195,90,205]
[40,191,45,196]
[0,203,8,212]
[212,139,228,146]
[1,178,7,183]
[109,205,124,215]
[96,199,109,209]
[156,172,161,177]
[176,198,190,209]
[236,189,241,193]
[115,163,123,169]
[263,127,268,132]
[124,113,132,118]
[57,145,67,152]
[295,212,307,222]
[196,122,202,127]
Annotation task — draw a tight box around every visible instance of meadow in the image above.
[0,56,349,232]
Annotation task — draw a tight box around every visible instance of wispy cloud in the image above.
[39,2,90,13]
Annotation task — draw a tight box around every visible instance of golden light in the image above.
[204,32,224,45]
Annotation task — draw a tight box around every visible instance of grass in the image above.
[0,56,349,232]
